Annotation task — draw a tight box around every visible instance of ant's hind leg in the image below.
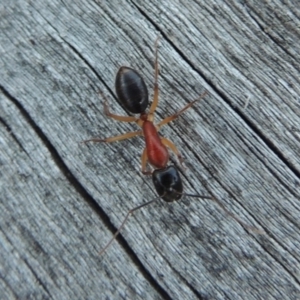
[103,99,138,123]
[149,37,160,114]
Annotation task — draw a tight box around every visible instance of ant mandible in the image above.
[83,38,262,255]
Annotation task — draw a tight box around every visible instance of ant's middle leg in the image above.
[157,91,208,128]
[82,130,142,144]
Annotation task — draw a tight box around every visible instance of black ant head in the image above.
[152,165,183,202]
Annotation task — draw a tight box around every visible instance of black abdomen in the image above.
[115,67,149,114]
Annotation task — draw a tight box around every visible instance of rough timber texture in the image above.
[1,0,300,299]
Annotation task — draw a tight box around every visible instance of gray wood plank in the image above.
[1,0,299,299]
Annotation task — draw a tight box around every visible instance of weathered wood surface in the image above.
[1,0,300,299]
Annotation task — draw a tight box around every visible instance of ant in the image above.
[83,38,262,255]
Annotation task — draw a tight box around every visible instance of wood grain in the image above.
[1,0,299,299]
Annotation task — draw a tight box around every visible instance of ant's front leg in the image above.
[141,148,152,175]
[160,137,184,168]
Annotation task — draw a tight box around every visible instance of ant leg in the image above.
[160,137,184,167]
[82,130,142,144]
[157,91,208,128]
[149,37,160,114]
[103,100,138,123]
[141,148,152,175]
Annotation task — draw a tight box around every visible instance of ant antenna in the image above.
[99,191,264,255]
[98,191,226,255]
[184,192,264,234]
[99,197,159,255]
